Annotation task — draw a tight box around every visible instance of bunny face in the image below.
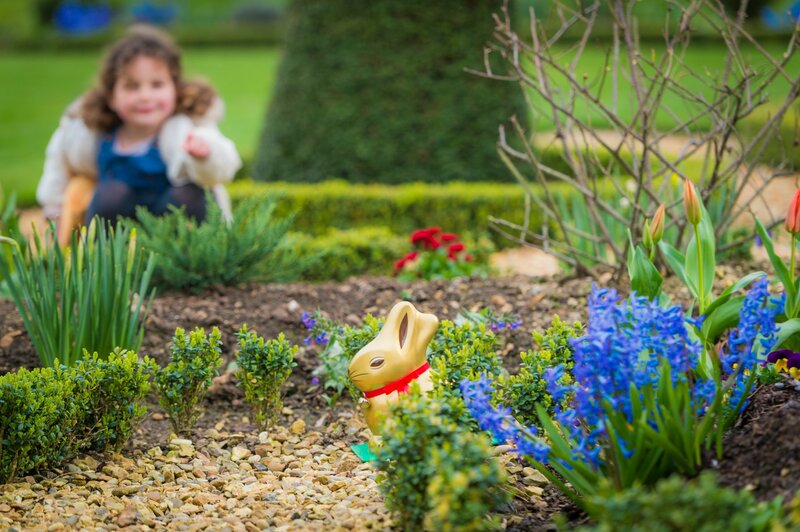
[348,301,438,394]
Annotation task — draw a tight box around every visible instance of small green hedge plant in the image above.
[0,350,156,483]
[0,366,76,483]
[582,472,789,532]
[235,326,297,430]
[495,316,583,426]
[69,349,157,452]
[134,196,298,292]
[0,221,154,367]
[375,389,508,532]
[427,320,503,429]
[155,327,223,434]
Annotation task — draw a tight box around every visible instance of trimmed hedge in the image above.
[228,179,601,248]
[289,226,406,281]
[255,0,524,185]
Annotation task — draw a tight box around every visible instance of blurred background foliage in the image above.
[0,0,798,204]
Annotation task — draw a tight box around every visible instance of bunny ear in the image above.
[398,313,409,350]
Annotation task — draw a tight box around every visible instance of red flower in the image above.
[393,251,420,273]
[464,254,474,261]
[441,233,458,242]
[410,228,441,249]
[411,229,433,244]
[448,242,465,253]
[786,189,800,234]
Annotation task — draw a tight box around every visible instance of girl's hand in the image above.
[183,131,210,160]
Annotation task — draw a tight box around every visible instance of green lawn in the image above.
[0,47,280,205]
[525,41,800,132]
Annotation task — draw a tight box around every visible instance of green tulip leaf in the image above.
[703,271,767,317]
[772,318,800,352]
[659,241,694,295]
[627,243,663,300]
[755,219,795,307]
[701,296,745,346]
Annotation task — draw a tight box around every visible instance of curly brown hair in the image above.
[81,25,216,132]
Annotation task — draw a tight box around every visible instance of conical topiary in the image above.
[255,0,524,184]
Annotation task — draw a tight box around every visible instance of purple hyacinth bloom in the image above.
[721,276,784,411]
[460,376,548,462]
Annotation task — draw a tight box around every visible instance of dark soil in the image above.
[716,382,800,501]
[1,268,798,526]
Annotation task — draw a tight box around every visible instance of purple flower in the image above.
[301,311,316,330]
[460,376,549,463]
[311,376,320,386]
[721,276,784,411]
[754,231,772,248]
[510,321,522,330]
[766,349,794,365]
[765,350,800,369]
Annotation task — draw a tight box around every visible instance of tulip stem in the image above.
[792,235,796,282]
[694,224,705,313]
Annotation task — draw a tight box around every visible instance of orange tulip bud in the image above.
[785,189,800,234]
[650,204,666,244]
[683,180,701,226]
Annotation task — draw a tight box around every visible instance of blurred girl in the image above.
[37,25,241,244]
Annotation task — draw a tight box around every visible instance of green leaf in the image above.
[772,318,800,352]
[627,241,663,300]
[659,242,693,293]
[703,271,766,317]
[755,219,795,304]
[700,296,745,346]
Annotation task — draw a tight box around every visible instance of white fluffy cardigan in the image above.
[36,97,242,220]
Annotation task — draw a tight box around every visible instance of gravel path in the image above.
[0,412,548,531]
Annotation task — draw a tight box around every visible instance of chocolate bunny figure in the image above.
[348,301,439,434]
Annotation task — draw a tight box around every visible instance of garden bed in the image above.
[0,270,798,529]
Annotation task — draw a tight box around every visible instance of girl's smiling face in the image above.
[109,55,176,135]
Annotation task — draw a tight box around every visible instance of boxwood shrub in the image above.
[228,179,614,249]
[0,351,156,483]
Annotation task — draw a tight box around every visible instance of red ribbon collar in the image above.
[363,362,430,399]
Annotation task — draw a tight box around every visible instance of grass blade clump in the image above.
[235,326,297,431]
[0,220,155,367]
[155,327,223,434]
